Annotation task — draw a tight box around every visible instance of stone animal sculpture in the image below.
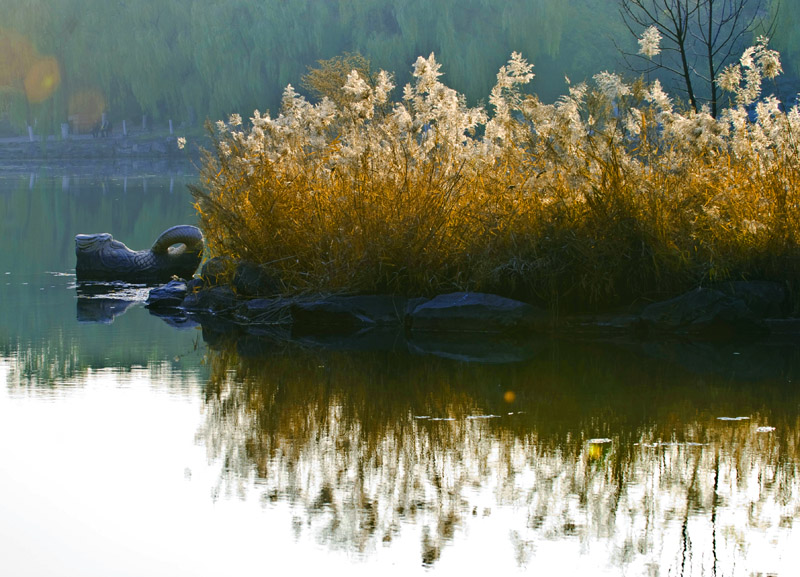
[75,225,204,283]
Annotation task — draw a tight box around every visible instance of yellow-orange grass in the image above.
[193,126,800,311]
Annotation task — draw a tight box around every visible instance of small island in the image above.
[161,44,800,342]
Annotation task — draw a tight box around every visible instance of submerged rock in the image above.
[407,332,541,363]
[291,295,407,334]
[408,292,546,333]
[625,339,792,381]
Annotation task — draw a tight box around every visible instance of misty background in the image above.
[1,0,798,135]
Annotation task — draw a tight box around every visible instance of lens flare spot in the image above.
[503,390,516,403]
[0,29,37,87]
[69,89,106,132]
[24,57,60,103]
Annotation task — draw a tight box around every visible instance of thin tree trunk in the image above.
[707,0,718,117]
[678,34,699,112]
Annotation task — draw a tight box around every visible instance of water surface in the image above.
[1,169,799,576]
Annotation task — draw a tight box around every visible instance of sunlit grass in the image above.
[191,44,800,312]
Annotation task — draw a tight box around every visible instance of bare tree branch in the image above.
[618,0,775,117]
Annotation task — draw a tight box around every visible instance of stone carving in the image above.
[75,225,203,283]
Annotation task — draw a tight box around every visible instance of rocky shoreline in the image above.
[139,257,800,364]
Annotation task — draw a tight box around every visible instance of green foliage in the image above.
[0,0,630,129]
[772,0,800,78]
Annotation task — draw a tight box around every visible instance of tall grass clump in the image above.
[191,39,800,311]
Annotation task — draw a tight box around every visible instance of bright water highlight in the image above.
[1,171,799,576]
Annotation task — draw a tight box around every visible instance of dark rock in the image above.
[182,285,238,313]
[200,256,236,287]
[405,297,430,318]
[291,295,407,334]
[232,261,282,297]
[145,279,187,309]
[640,287,768,338]
[185,277,204,293]
[408,292,545,333]
[715,280,788,317]
[235,297,294,325]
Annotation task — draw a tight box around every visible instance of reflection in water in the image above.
[76,296,137,324]
[197,339,800,573]
[3,170,800,573]
[75,281,149,324]
[74,281,200,331]
[1,171,202,385]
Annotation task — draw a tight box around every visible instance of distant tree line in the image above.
[0,0,794,134]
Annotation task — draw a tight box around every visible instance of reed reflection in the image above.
[198,338,800,573]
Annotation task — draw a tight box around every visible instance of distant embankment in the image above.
[0,134,201,162]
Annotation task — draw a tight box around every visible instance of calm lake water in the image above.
[1,168,799,576]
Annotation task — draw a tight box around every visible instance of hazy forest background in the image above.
[0,0,798,136]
